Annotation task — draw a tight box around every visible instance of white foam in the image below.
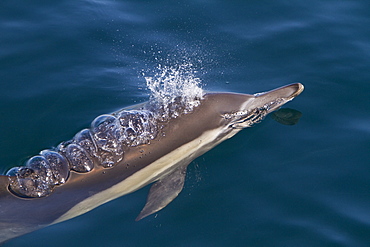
[144,63,204,120]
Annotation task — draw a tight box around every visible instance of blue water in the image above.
[1,0,370,246]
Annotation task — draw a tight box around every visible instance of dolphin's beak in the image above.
[225,83,304,129]
[253,83,304,113]
[259,83,304,99]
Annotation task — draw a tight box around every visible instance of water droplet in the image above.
[144,64,204,121]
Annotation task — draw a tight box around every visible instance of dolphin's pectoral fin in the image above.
[136,164,188,221]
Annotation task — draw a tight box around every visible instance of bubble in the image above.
[8,156,55,198]
[117,110,158,146]
[91,114,124,168]
[73,129,98,158]
[66,143,94,172]
[6,167,20,176]
[91,114,115,127]
[91,115,120,148]
[40,150,70,185]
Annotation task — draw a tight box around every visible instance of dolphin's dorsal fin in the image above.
[136,164,188,221]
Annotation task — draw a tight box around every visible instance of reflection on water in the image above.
[271,108,303,125]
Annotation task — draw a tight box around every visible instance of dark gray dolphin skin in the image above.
[0,83,304,244]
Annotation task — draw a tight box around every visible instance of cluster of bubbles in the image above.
[7,151,69,198]
[6,63,204,198]
[7,110,158,198]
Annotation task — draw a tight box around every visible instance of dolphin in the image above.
[0,83,304,244]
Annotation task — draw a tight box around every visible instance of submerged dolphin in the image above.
[0,83,304,244]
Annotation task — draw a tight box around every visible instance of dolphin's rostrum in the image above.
[0,83,304,244]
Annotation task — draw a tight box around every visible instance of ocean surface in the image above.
[1,0,369,246]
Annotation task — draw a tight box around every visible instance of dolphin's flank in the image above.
[0,83,304,244]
